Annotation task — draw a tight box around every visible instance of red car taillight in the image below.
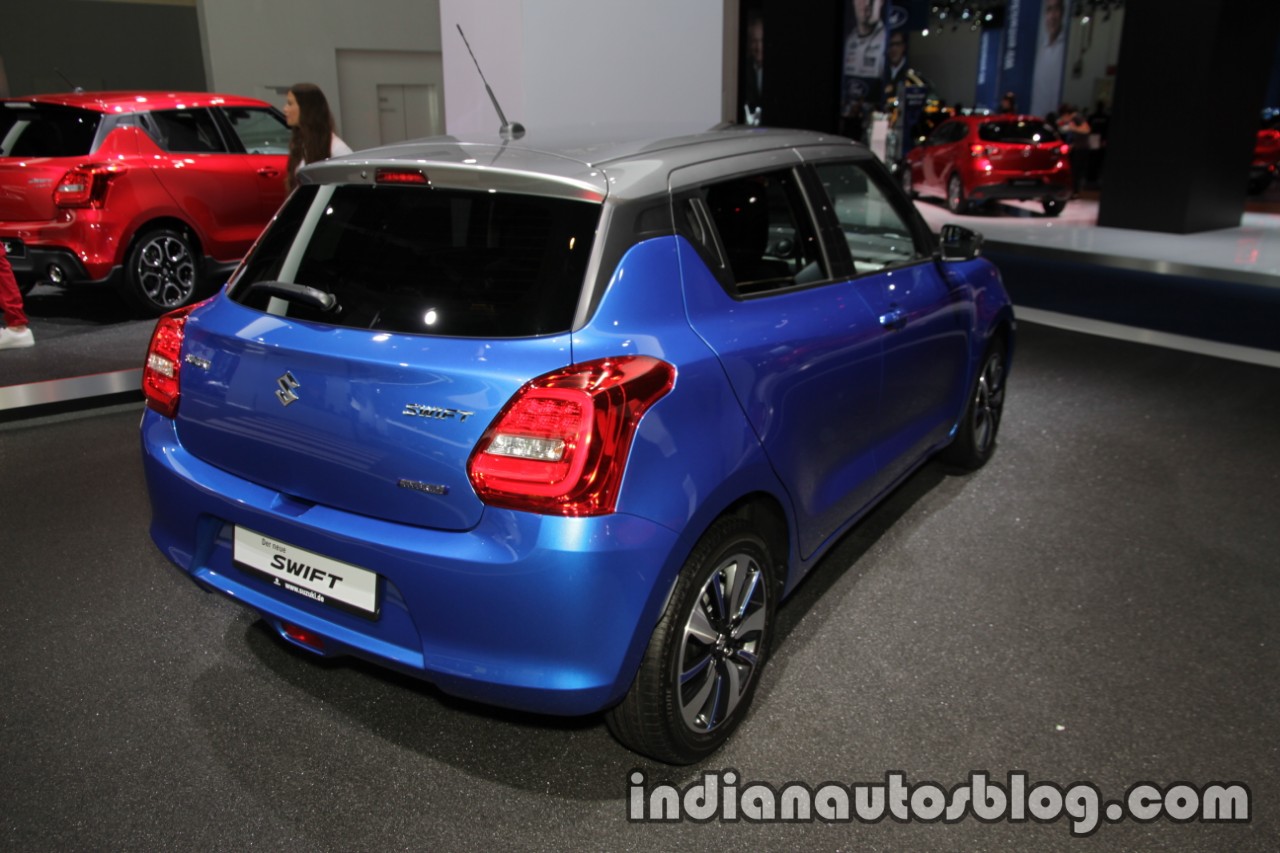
[142,303,200,418]
[467,355,676,516]
[54,164,124,208]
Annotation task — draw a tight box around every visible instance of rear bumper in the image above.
[140,410,681,717]
[0,218,120,285]
[968,175,1072,202]
[3,241,117,288]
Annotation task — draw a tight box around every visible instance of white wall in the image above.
[440,0,729,135]
[196,0,441,135]
[198,0,728,143]
[1061,8,1124,111]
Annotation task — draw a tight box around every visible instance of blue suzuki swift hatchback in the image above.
[141,125,1013,764]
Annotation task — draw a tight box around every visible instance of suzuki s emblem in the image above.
[276,371,301,406]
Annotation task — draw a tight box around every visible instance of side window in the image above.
[148,108,227,153]
[222,107,290,155]
[699,169,827,295]
[813,161,922,273]
[924,124,950,147]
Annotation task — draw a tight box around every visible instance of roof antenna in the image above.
[456,24,525,141]
[54,68,84,94]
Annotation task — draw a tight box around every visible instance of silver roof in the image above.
[299,124,868,202]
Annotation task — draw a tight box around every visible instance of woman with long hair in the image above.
[283,82,352,191]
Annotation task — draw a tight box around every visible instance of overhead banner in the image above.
[842,0,888,138]
[1029,0,1069,116]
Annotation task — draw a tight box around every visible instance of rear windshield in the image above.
[0,104,101,157]
[231,184,601,337]
[978,120,1060,144]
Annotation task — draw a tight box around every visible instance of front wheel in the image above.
[121,227,201,316]
[605,517,776,764]
[940,342,1007,470]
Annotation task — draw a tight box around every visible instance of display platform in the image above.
[912,192,1280,365]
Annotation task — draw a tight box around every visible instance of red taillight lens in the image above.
[375,168,429,185]
[468,355,676,516]
[142,303,200,418]
[1059,144,1070,156]
[54,164,123,208]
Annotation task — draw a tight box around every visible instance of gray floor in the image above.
[2,320,1277,851]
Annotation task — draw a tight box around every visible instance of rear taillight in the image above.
[54,164,124,208]
[969,143,997,159]
[375,168,429,185]
[468,355,676,516]
[142,303,200,418]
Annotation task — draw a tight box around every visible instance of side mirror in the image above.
[939,223,984,260]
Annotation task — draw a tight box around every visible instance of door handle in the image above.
[879,307,907,330]
[257,168,281,177]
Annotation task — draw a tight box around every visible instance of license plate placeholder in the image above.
[233,527,380,619]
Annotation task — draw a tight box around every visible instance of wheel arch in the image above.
[123,215,204,263]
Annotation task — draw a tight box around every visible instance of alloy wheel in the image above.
[677,548,768,733]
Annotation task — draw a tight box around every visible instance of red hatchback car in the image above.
[0,91,291,314]
[1248,115,1280,195]
[900,114,1072,216]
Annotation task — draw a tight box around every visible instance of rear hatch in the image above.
[978,118,1064,172]
[0,101,102,220]
[174,175,605,531]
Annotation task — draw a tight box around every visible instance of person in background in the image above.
[999,91,1017,114]
[283,82,353,192]
[0,243,34,350]
[1056,104,1092,197]
[1086,99,1111,188]
[884,29,909,105]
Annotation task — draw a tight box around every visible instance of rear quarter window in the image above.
[231,184,601,337]
[0,104,101,157]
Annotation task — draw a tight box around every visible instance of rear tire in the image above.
[1042,198,1065,217]
[605,517,776,764]
[947,174,968,214]
[121,227,201,316]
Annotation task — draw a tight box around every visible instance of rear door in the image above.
[675,156,885,558]
[143,107,265,258]
[215,105,290,221]
[921,120,967,192]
